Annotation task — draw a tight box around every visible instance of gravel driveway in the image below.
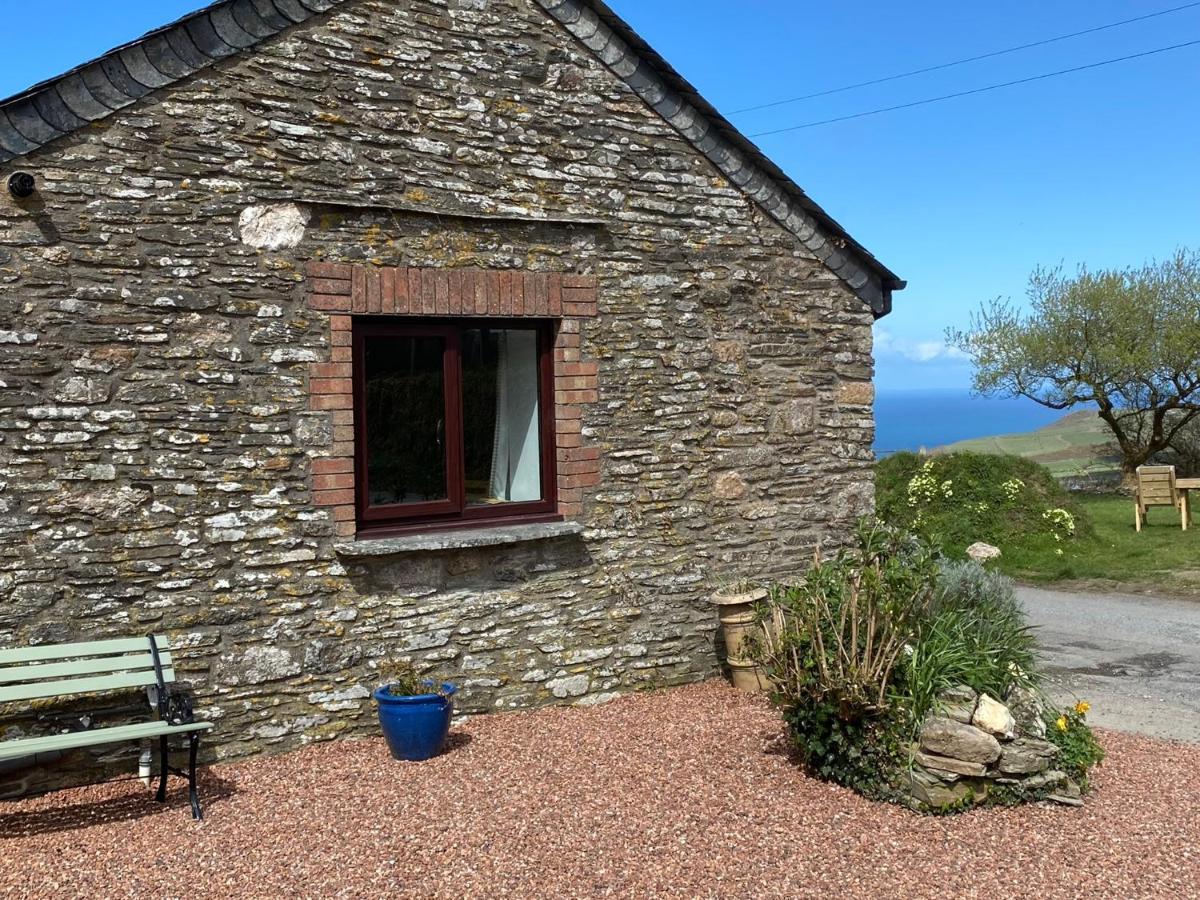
[2,681,1198,899]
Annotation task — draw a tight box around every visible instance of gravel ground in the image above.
[1,681,1197,899]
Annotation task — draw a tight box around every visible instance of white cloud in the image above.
[874,328,968,363]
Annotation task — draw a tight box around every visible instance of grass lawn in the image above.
[1000,494,1200,595]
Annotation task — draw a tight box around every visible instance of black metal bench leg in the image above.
[155,734,168,802]
[188,732,202,820]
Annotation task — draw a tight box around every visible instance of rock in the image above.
[966,542,1001,562]
[768,400,814,435]
[997,737,1060,774]
[914,749,987,777]
[908,767,987,809]
[908,767,973,808]
[1048,779,1083,806]
[53,376,110,404]
[920,717,1002,764]
[43,484,151,519]
[1005,684,1048,739]
[711,471,748,500]
[972,693,1016,739]
[837,382,874,406]
[1020,769,1070,793]
[935,685,978,723]
[1047,793,1084,807]
[238,202,310,250]
[935,699,976,724]
[223,646,302,686]
[546,675,590,698]
[942,685,978,704]
[711,340,745,363]
[0,330,38,345]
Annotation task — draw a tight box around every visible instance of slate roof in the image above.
[0,1,341,160]
[0,0,903,315]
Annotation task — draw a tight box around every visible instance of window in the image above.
[353,319,558,533]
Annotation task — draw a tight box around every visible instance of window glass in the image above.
[364,335,447,505]
[461,328,542,505]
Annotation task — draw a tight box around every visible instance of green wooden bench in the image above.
[0,635,213,819]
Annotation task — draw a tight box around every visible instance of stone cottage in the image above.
[0,0,903,783]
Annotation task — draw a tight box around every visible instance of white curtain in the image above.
[489,330,541,502]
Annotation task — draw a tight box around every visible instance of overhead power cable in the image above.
[747,37,1200,137]
[729,2,1200,115]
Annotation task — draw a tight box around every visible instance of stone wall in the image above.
[0,0,876,791]
[908,687,1082,810]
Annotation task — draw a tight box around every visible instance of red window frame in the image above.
[353,318,559,535]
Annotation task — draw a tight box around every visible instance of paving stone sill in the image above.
[334,521,585,558]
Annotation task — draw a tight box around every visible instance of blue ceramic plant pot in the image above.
[372,683,457,761]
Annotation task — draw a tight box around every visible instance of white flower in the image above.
[906,460,943,507]
[1043,507,1076,540]
[1001,478,1025,502]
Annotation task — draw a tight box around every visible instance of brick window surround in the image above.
[305,262,600,538]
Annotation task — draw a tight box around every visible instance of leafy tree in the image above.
[948,249,1200,474]
[1159,413,1200,477]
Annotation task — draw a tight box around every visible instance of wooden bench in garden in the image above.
[0,635,213,819]
[1134,465,1189,532]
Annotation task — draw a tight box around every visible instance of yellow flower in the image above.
[1075,700,1090,715]
[1056,716,1068,732]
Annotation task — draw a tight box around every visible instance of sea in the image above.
[873,389,1065,457]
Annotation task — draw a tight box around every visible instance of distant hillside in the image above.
[937,409,1120,479]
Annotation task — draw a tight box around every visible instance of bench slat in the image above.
[0,669,173,704]
[0,719,213,761]
[0,636,173,666]
[0,652,172,685]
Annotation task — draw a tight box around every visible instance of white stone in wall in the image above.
[238,202,311,250]
[547,675,590,698]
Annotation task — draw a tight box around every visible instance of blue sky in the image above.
[3,1,1199,392]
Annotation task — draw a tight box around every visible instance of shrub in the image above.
[753,522,940,800]
[777,697,909,799]
[897,561,1038,729]
[875,451,1091,558]
[751,530,1099,808]
[756,522,939,718]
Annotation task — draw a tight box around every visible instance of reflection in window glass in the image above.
[364,335,447,504]
[462,328,542,505]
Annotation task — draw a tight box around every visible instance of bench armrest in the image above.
[162,681,197,726]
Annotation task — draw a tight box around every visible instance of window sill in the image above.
[333,520,585,558]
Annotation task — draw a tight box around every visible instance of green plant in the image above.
[875,451,1091,559]
[897,561,1039,729]
[1046,700,1105,789]
[948,248,1200,475]
[751,521,940,799]
[751,526,1071,809]
[756,522,940,718]
[997,493,1200,592]
[710,574,762,596]
[377,660,443,697]
[779,699,910,800]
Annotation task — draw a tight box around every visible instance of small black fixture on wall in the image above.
[7,172,35,199]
